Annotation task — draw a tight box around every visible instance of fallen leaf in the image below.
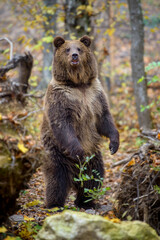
[24,215,35,221]
[4,237,16,240]
[24,200,43,208]
[157,133,160,140]
[0,226,7,233]
[17,142,28,153]
[127,158,135,166]
[110,218,121,223]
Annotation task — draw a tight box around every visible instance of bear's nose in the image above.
[72,53,78,60]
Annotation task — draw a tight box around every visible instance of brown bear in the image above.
[41,35,119,209]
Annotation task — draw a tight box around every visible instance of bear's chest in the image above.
[67,87,100,120]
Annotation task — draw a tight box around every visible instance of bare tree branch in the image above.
[0,37,13,60]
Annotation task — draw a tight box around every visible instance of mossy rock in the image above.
[36,210,160,240]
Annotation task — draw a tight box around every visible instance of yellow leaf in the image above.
[35,15,42,22]
[17,142,28,153]
[127,159,135,166]
[77,5,86,11]
[76,25,81,30]
[104,216,110,221]
[23,26,28,32]
[94,51,99,56]
[104,216,121,223]
[4,237,16,240]
[110,218,121,223]
[86,5,93,15]
[144,15,149,20]
[46,213,51,216]
[157,133,160,140]
[70,35,77,40]
[47,207,60,212]
[57,15,65,23]
[150,27,158,33]
[24,200,42,208]
[0,226,7,233]
[87,27,91,32]
[24,215,35,221]
[104,28,115,36]
[0,113,2,120]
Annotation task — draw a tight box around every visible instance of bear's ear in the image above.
[80,35,91,47]
[53,36,65,48]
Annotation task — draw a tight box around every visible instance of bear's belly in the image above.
[73,102,102,155]
[65,85,103,155]
[77,123,101,155]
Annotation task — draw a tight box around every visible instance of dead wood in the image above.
[0,52,33,102]
[114,139,160,235]
[112,143,160,168]
[140,129,160,144]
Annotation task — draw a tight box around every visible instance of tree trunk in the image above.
[127,0,152,129]
[39,0,57,89]
[65,0,91,39]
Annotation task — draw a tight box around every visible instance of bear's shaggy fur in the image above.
[41,36,119,209]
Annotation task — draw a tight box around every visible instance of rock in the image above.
[36,210,160,240]
[85,209,96,215]
[98,204,112,215]
[9,214,24,223]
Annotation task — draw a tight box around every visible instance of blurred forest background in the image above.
[0,0,160,239]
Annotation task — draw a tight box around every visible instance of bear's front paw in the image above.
[109,141,119,155]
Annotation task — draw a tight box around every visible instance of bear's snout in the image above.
[72,53,78,60]
[71,53,79,66]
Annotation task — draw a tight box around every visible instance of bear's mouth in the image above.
[71,59,79,66]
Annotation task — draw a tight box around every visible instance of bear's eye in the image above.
[66,48,70,53]
[77,48,81,52]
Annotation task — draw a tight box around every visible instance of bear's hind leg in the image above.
[74,151,104,209]
[44,151,71,209]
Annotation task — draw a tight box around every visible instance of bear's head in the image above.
[53,36,98,86]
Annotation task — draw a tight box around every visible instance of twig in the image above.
[139,134,160,144]
[141,129,159,137]
[112,153,138,167]
[14,108,44,121]
[139,143,154,161]
[112,142,159,168]
[135,178,140,218]
[23,93,45,98]
[143,203,148,223]
[0,91,12,97]
[0,37,13,60]
[133,190,155,201]
[147,171,160,192]
[140,129,160,144]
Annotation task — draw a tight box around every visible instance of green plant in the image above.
[74,155,110,203]
[74,155,95,188]
[84,169,110,203]
[154,185,160,194]
[18,221,42,240]
[138,61,160,114]
[150,166,160,194]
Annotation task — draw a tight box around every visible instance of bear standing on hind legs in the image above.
[41,35,119,209]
